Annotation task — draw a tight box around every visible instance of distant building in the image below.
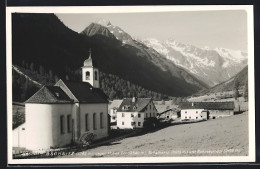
[14,49,109,151]
[179,102,235,120]
[116,97,158,129]
[108,100,123,123]
[157,109,178,119]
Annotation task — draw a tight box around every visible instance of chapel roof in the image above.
[55,80,108,103]
[25,86,73,104]
[178,102,235,110]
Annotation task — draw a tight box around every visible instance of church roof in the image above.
[55,80,108,103]
[83,56,94,67]
[25,86,73,104]
[83,48,97,67]
[117,98,152,112]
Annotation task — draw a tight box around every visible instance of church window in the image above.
[94,71,98,80]
[85,114,89,131]
[100,112,103,128]
[86,71,90,80]
[60,115,64,134]
[93,113,97,130]
[67,115,71,133]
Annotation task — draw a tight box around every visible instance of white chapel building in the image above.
[14,50,109,151]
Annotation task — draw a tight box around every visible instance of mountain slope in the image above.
[141,38,248,87]
[81,22,208,91]
[198,65,248,95]
[12,13,207,100]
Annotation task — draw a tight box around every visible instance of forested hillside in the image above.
[12,13,206,102]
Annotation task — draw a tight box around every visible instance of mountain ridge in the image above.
[12,13,207,102]
[141,38,248,87]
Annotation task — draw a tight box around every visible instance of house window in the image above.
[138,113,141,118]
[131,122,136,126]
[85,71,90,80]
[196,111,198,114]
[93,113,96,130]
[122,121,124,125]
[131,114,134,118]
[138,122,141,126]
[67,115,71,133]
[185,111,187,113]
[189,117,191,119]
[133,106,136,110]
[196,117,198,119]
[112,117,116,120]
[185,116,187,119]
[94,71,98,80]
[100,112,103,129]
[85,114,89,131]
[60,115,64,134]
[122,113,125,117]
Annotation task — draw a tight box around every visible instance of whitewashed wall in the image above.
[82,67,100,88]
[79,103,108,140]
[181,109,205,120]
[25,103,73,150]
[12,123,26,148]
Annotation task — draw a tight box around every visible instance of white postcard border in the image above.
[6,5,255,164]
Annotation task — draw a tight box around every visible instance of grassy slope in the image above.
[59,112,248,157]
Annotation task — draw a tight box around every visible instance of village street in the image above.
[58,112,248,158]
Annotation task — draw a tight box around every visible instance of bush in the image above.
[143,117,159,129]
[79,132,96,147]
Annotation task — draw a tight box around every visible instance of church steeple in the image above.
[88,48,92,59]
[82,48,100,88]
[83,48,93,67]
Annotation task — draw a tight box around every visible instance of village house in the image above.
[179,102,235,120]
[13,50,109,151]
[108,100,123,124]
[157,108,178,120]
[116,97,158,129]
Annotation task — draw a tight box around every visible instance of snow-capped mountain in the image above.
[141,38,248,86]
[83,19,247,87]
[94,19,135,46]
[80,20,209,93]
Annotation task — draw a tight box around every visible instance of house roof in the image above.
[57,80,108,103]
[117,98,152,112]
[178,102,235,110]
[108,100,123,110]
[25,86,73,104]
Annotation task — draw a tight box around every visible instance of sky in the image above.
[56,10,248,51]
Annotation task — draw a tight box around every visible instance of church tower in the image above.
[82,49,100,88]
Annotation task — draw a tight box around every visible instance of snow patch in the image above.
[12,65,42,86]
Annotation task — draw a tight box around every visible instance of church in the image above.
[17,50,109,151]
